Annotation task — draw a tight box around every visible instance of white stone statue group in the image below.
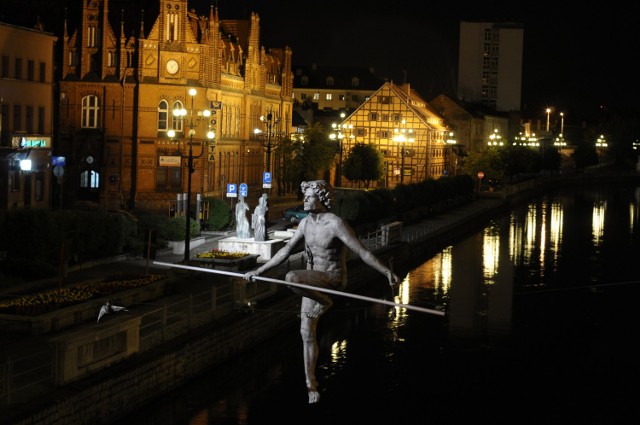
[235,193,268,241]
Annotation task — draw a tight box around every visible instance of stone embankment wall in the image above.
[6,290,302,425]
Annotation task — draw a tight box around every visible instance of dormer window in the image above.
[326,76,334,86]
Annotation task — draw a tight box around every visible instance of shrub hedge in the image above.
[0,174,473,283]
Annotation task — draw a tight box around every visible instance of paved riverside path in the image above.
[0,194,506,299]
[54,195,506,287]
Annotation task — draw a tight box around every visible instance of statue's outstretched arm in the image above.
[244,223,305,281]
[337,219,399,286]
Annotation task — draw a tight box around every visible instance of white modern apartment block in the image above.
[457,21,524,112]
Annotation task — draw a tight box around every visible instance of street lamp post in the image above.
[168,88,215,262]
[595,134,607,164]
[545,108,551,132]
[330,112,352,187]
[560,112,564,138]
[488,129,503,146]
[393,120,414,184]
[445,131,456,175]
[257,106,280,173]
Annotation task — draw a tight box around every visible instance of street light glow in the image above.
[393,119,414,184]
[329,113,353,187]
[171,88,216,262]
[488,129,503,146]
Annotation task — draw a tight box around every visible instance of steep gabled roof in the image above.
[386,82,448,131]
[342,81,445,132]
[220,19,251,51]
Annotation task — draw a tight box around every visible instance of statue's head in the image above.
[301,180,333,210]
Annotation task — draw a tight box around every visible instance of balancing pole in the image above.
[153,261,445,317]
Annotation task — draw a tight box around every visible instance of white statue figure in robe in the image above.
[252,193,268,241]
[235,195,251,239]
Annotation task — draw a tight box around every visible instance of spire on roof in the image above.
[139,9,145,38]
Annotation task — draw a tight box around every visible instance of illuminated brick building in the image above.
[58,0,293,213]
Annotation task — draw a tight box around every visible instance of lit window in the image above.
[172,100,184,132]
[80,169,100,188]
[81,95,99,128]
[158,100,169,131]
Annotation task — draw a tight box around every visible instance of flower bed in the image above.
[195,248,250,259]
[192,249,258,272]
[0,273,170,335]
[0,273,166,316]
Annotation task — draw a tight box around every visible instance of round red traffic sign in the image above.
[477,171,485,179]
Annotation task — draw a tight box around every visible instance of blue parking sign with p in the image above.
[226,183,237,197]
[263,172,272,189]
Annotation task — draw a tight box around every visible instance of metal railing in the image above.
[359,228,384,250]
[402,224,439,243]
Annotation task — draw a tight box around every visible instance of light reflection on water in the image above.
[120,184,640,425]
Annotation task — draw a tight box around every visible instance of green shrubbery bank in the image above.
[0,175,474,284]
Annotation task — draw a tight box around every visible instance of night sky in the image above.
[3,0,637,122]
[209,0,640,122]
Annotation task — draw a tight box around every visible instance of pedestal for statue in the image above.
[218,237,286,261]
[273,228,296,239]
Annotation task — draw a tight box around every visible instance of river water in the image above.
[121,184,640,425]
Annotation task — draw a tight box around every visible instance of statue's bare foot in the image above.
[306,299,332,318]
[308,388,321,404]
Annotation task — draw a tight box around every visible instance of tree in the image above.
[459,147,505,183]
[276,123,337,196]
[343,143,385,188]
[499,145,543,180]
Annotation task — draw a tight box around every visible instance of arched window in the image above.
[80,169,100,189]
[158,100,169,131]
[87,26,99,47]
[166,12,179,42]
[326,76,334,86]
[351,77,360,87]
[107,51,118,67]
[81,95,99,128]
[172,100,184,132]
